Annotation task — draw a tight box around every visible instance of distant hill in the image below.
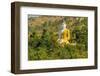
[28,15,64,27]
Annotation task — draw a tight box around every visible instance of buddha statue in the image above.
[58,22,70,46]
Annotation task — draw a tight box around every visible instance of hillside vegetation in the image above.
[28,15,88,60]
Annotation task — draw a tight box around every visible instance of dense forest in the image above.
[28,15,88,60]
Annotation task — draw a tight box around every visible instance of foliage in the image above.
[28,15,88,60]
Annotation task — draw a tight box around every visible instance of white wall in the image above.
[0,0,100,76]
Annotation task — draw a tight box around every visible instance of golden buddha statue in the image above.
[58,22,70,46]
